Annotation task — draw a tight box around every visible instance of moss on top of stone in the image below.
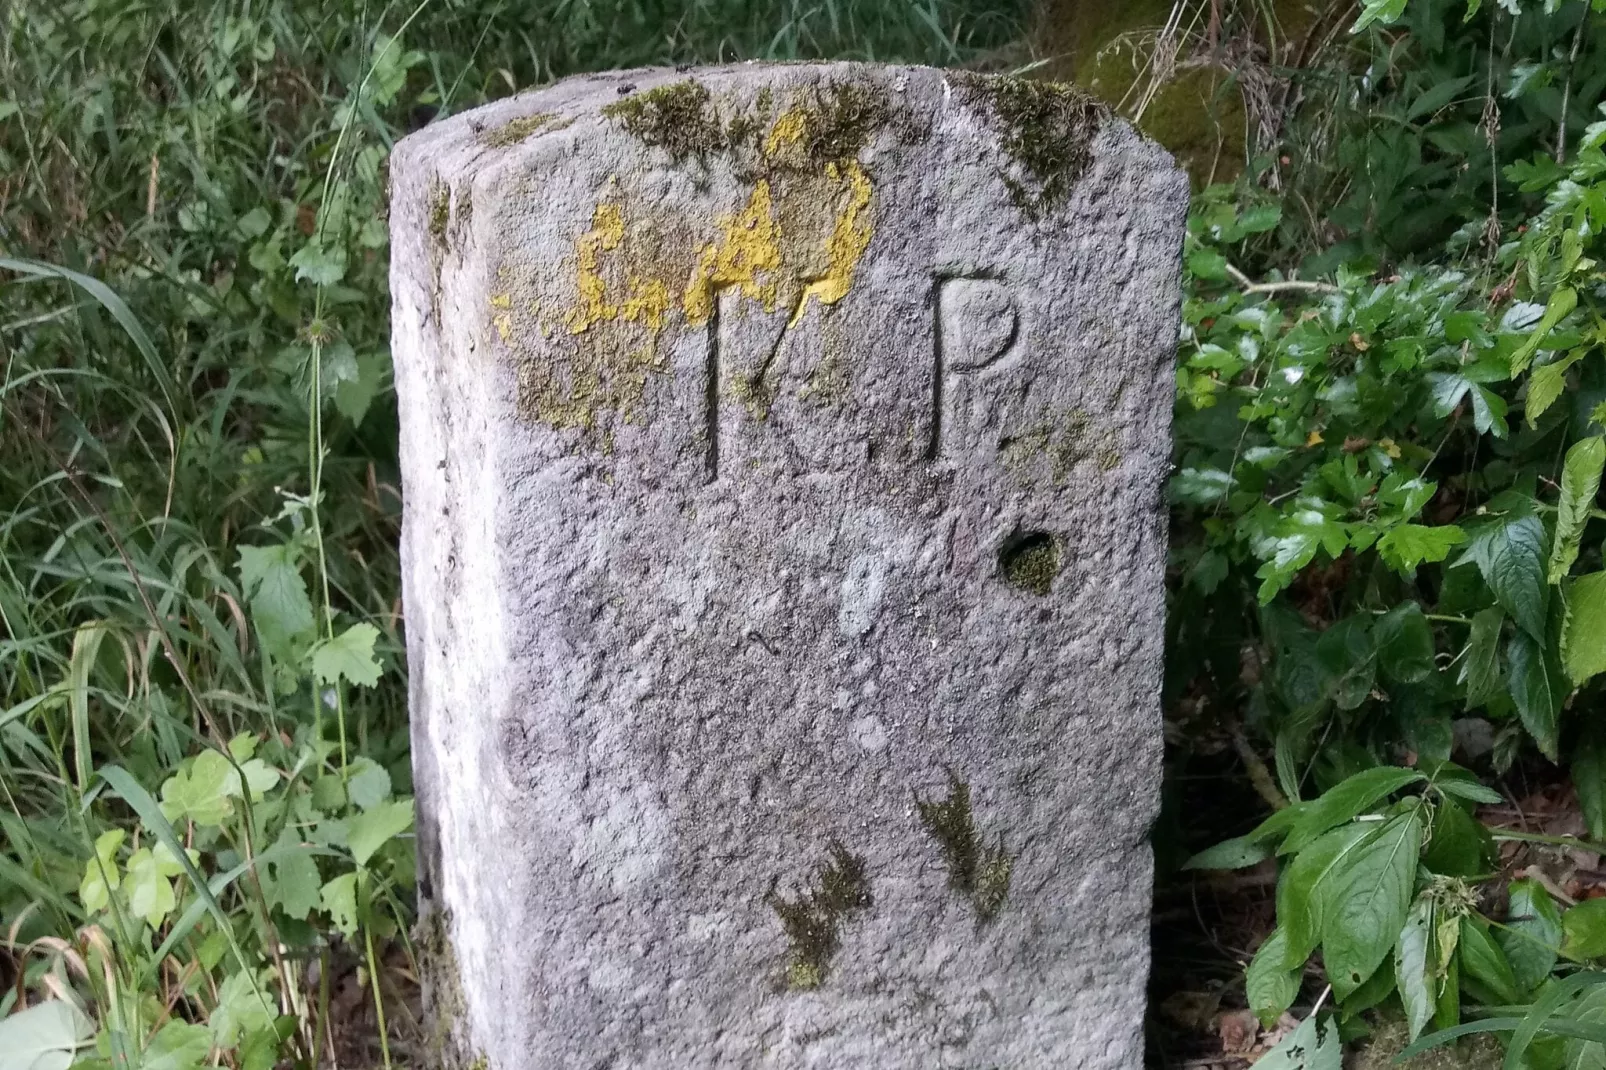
[602,80,726,161]
[603,76,917,172]
[955,72,1106,217]
[481,111,562,148]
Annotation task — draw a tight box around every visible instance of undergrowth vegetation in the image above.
[0,1,1026,1066]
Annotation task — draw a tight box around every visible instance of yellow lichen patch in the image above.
[490,293,514,342]
[683,181,784,325]
[792,161,874,325]
[565,203,627,334]
[764,106,809,157]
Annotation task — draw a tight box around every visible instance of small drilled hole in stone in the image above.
[998,531,1061,596]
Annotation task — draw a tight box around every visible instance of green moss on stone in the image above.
[998,531,1061,596]
[480,111,561,148]
[767,840,872,990]
[954,72,1105,218]
[915,770,1014,923]
[428,181,450,249]
[602,80,726,161]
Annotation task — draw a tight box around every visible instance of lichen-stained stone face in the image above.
[391,62,1187,1070]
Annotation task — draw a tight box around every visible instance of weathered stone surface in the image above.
[392,62,1186,1070]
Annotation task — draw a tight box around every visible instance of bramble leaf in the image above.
[1550,436,1605,583]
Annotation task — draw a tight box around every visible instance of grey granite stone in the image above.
[391,62,1187,1070]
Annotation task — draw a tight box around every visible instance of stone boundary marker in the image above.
[391,62,1187,1070]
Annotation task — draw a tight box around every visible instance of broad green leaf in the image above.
[1377,524,1466,575]
[1249,1012,1342,1070]
[1459,916,1521,1006]
[1470,514,1548,642]
[321,872,360,939]
[1321,810,1424,999]
[211,968,275,1047]
[1550,437,1605,583]
[347,797,413,866]
[79,828,124,913]
[288,241,346,286]
[1526,350,1585,428]
[237,544,316,660]
[125,847,178,929]
[310,623,383,688]
[1565,898,1606,960]
[1507,629,1564,759]
[1280,822,1373,967]
[159,749,237,827]
[1353,0,1408,30]
[262,828,322,920]
[1422,800,1490,877]
[1500,879,1563,993]
[1511,287,1577,374]
[1283,766,1425,854]
[141,1020,212,1070]
[1565,572,1606,685]
[1462,607,1505,708]
[1246,927,1301,1028]
[1397,894,1437,1040]
[1579,723,1606,840]
[347,757,393,811]
[1184,836,1272,871]
[0,1000,94,1070]
[1376,603,1435,684]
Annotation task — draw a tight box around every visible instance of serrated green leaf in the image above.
[1377,524,1466,575]
[1550,437,1605,583]
[1470,514,1548,642]
[310,623,383,688]
[125,846,179,928]
[1578,724,1606,841]
[159,749,237,827]
[1247,927,1302,1028]
[288,241,346,286]
[1283,766,1425,854]
[1512,287,1577,374]
[1526,350,1585,428]
[347,797,413,866]
[1500,879,1562,993]
[1422,799,1490,877]
[1280,822,1373,967]
[238,544,316,661]
[1462,607,1505,708]
[1321,810,1424,999]
[321,872,360,939]
[1377,603,1435,684]
[346,757,393,811]
[1565,572,1606,685]
[79,828,124,913]
[1507,628,1564,759]
[141,1019,213,1070]
[263,828,322,920]
[211,968,275,1047]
